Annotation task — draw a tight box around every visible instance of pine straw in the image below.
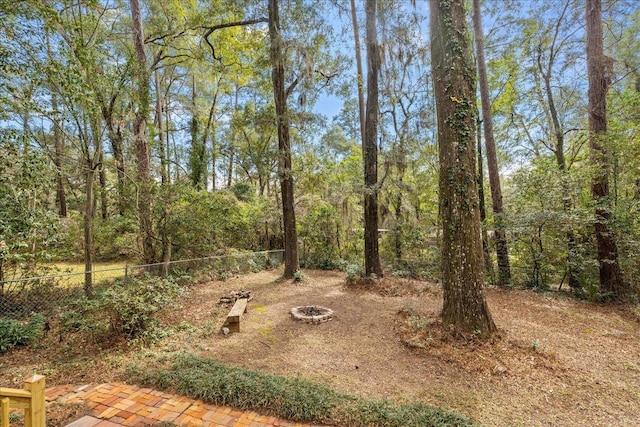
[2,269,639,426]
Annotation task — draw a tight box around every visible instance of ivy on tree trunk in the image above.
[430,0,496,338]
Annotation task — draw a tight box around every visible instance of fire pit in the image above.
[290,305,334,324]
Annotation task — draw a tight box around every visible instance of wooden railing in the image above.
[0,375,45,427]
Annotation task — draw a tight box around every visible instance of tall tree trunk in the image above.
[477,116,495,285]
[473,0,511,287]
[98,145,108,220]
[268,0,299,278]
[211,131,217,191]
[166,91,173,182]
[51,93,67,218]
[394,163,404,264]
[430,0,496,338]
[190,75,206,190]
[586,0,624,299]
[130,0,155,265]
[47,31,67,218]
[83,161,95,297]
[203,83,220,191]
[363,0,382,278]
[103,109,126,215]
[350,0,366,144]
[227,87,240,189]
[155,68,169,185]
[153,68,171,273]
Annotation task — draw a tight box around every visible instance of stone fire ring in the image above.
[290,305,334,324]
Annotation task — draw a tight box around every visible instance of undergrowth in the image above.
[0,313,44,353]
[128,353,474,427]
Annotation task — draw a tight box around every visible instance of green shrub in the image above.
[102,275,184,337]
[129,353,474,427]
[345,263,365,285]
[60,275,185,342]
[0,313,44,353]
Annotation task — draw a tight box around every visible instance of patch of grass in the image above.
[45,261,129,287]
[128,353,474,427]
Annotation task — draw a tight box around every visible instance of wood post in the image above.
[1,397,9,426]
[0,375,45,427]
[24,375,45,427]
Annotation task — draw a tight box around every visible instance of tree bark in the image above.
[586,0,624,299]
[130,0,155,265]
[473,0,511,287]
[430,0,496,338]
[363,0,382,278]
[268,0,299,278]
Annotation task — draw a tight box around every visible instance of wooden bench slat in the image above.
[0,388,31,399]
[227,298,248,322]
[226,298,249,332]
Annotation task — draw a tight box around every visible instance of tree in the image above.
[586,0,624,299]
[376,2,431,267]
[430,0,496,338]
[473,0,511,287]
[130,0,156,265]
[268,0,299,278]
[363,0,382,278]
[534,0,583,289]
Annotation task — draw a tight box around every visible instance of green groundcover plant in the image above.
[129,353,474,427]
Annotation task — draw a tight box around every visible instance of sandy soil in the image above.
[2,268,639,426]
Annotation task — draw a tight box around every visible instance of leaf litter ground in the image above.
[1,268,639,426]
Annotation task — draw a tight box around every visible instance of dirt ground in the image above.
[2,268,640,426]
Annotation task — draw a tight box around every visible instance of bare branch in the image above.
[203,18,268,61]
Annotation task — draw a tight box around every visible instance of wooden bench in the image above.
[226,298,249,332]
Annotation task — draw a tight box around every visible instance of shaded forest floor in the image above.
[2,269,640,426]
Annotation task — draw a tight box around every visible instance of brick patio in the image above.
[46,383,325,427]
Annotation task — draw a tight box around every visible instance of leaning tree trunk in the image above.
[473,0,511,287]
[586,0,624,299]
[430,0,496,338]
[268,0,299,278]
[363,0,383,278]
[130,0,155,265]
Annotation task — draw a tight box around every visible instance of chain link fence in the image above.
[0,250,284,319]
